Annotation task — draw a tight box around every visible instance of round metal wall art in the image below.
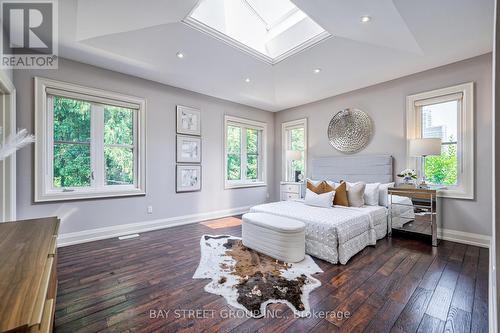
[327,108,373,153]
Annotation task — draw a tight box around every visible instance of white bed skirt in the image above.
[250,200,388,265]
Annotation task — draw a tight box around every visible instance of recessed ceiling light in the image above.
[176,52,184,59]
[314,68,321,74]
[360,15,371,23]
[245,78,251,83]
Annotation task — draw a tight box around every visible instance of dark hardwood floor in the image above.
[54,217,489,333]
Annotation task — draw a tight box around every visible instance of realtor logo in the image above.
[1,0,58,69]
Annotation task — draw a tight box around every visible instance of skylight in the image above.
[184,0,331,64]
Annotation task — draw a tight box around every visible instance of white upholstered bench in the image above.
[242,212,305,263]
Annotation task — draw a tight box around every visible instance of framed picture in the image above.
[177,135,201,163]
[176,165,202,192]
[177,105,201,136]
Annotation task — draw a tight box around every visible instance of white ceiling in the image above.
[58,0,494,112]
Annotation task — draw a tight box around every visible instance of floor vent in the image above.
[118,234,140,240]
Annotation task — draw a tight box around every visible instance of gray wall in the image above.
[14,58,276,235]
[275,53,492,236]
[13,55,493,237]
[1,68,12,83]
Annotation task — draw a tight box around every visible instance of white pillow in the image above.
[364,183,381,206]
[304,189,335,208]
[343,182,379,206]
[378,182,395,207]
[346,182,366,207]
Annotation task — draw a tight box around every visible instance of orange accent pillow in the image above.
[323,181,334,193]
[307,180,324,194]
[333,182,349,207]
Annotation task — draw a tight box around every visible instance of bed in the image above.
[250,155,414,264]
[250,200,386,264]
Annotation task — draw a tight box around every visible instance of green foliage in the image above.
[227,126,241,180]
[290,128,304,176]
[53,96,91,142]
[246,129,258,180]
[104,106,133,145]
[53,96,91,188]
[53,144,91,187]
[52,97,135,188]
[105,147,133,185]
[226,126,260,181]
[290,128,304,151]
[425,143,457,185]
[104,106,134,185]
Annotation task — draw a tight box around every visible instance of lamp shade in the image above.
[286,150,302,161]
[409,138,442,157]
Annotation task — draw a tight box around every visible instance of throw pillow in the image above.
[378,182,395,207]
[364,183,381,206]
[306,179,324,194]
[333,182,349,206]
[347,182,366,207]
[304,189,335,208]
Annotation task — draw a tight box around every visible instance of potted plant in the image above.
[397,169,417,185]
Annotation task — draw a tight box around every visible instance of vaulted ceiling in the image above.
[58,0,494,111]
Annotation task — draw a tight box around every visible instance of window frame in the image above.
[34,77,146,202]
[224,115,267,189]
[406,82,474,199]
[281,118,307,182]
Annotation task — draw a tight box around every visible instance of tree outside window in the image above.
[421,101,458,186]
[224,116,266,188]
[52,97,137,189]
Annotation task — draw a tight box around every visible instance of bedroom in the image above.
[0,0,498,332]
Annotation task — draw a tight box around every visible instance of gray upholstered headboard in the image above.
[310,155,393,183]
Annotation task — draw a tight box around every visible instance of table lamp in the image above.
[286,150,302,182]
[409,138,442,188]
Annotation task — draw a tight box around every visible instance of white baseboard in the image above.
[58,208,491,249]
[438,228,491,248]
[57,205,251,247]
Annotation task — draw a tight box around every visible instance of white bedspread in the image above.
[250,200,387,264]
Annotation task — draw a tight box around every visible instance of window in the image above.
[184,0,330,64]
[35,77,146,202]
[224,115,266,188]
[282,118,307,181]
[406,82,474,199]
[421,101,458,186]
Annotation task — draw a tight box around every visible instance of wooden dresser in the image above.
[0,217,59,333]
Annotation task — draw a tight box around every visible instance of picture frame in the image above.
[176,135,202,163]
[176,164,202,193]
[176,105,201,136]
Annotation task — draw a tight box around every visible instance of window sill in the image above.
[437,188,474,200]
[35,187,146,202]
[225,182,267,190]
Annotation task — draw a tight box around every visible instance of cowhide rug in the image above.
[193,235,323,318]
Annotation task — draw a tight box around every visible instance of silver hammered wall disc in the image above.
[327,108,372,153]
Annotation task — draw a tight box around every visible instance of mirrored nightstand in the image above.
[388,186,442,246]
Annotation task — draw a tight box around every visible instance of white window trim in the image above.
[406,82,474,199]
[34,77,147,202]
[0,69,16,221]
[281,118,307,181]
[224,115,267,189]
